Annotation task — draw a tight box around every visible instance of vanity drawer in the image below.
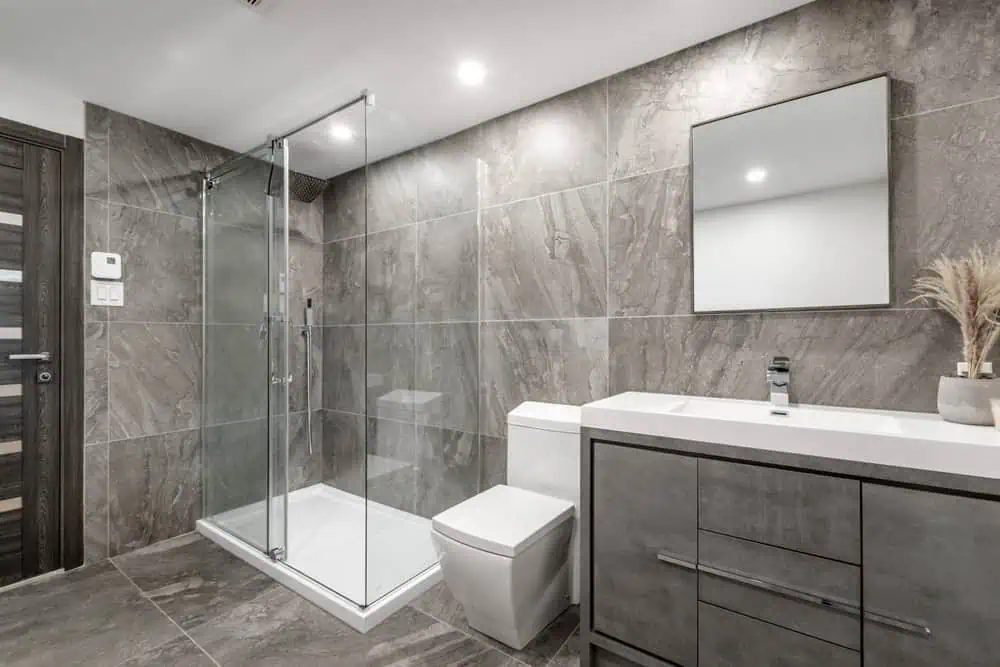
[698,531,861,649]
[698,459,861,563]
[699,603,860,667]
[592,442,698,667]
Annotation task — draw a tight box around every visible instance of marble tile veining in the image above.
[84,104,110,200]
[609,309,958,413]
[367,225,417,324]
[482,183,607,320]
[324,168,366,242]
[205,221,267,325]
[324,235,366,325]
[108,203,202,324]
[891,95,1000,305]
[289,411,324,492]
[84,197,110,323]
[204,324,266,427]
[0,562,180,667]
[116,637,215,667]
[84,321,109,445]
[109,323,201,440]
[481,81,607,207]
[889,0,1000,117]
[479,435,507,490]
[321,409,366,496]
[108,107,229,219]
[322,325,366,414]
[415,322,478,434]
[417,211,479,323]
[416,127,482,221]
[609,167,691,317]
[480,319,609,438]
[113,533,276,632]
[367,152,419,233]
[367,324,416,419]
[109,429,202,556]
[83,443,109,564]
[608,0,889,179]
[203,419,268,517]
[411,581,580,667]
[415,426,479,519]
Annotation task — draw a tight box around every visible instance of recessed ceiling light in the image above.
[745,167,768,184]
[330,124,353,141]
[457,60,487,86]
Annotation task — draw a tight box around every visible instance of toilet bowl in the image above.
[431,402,581,650]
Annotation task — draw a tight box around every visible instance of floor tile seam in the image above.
[407,604,533,666]
[108,558,222,667]
[543,623,580,666]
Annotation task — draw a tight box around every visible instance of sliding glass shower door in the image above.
[202,140,289,563]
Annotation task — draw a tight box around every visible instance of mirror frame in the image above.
[688,72,892,315]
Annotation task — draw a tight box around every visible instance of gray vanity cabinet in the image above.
[862,483,1000,667]
[698,459,861,563]
[592,442,699,667]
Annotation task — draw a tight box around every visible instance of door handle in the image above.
[8,352,51,362]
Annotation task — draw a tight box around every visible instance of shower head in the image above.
[265,169,327,203]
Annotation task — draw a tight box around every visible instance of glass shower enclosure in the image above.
[197,93,441,629]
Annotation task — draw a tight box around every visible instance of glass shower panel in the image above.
[202,142,287,560]
[365,131,483,605]
[281,99,369,605]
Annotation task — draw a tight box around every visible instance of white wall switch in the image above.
[91,252,123,280]
[91,279,125,307]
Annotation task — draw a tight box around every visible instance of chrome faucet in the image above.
[767,356,791,415]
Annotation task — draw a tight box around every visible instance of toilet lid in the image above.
[432,485,574,558]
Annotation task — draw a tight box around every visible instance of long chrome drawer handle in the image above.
[655,551,697,571]
[698,563,859,616]
[698,563,931,637]
[864,609,932,637]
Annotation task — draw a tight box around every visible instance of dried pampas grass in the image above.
[911,244,1000,379]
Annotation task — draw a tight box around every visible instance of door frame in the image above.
[0,115,85,572]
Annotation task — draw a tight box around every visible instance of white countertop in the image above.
[582,392,1000,481]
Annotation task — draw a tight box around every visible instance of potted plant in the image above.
[911,244,1000,425]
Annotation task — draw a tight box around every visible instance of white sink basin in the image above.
[583,392,1000,481]
[666,395,906,436]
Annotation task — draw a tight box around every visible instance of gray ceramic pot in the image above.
[937,376,1000,426]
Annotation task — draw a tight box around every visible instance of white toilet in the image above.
[431,402,581,650]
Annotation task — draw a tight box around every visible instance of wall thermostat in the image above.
[91,252,123,280]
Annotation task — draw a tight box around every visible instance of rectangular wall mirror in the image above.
[691,75,890,313]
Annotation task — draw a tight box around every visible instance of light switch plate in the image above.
[91,279,124,307]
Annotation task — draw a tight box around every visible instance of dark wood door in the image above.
[0,135,61,586]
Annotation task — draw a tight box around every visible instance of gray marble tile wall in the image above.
[320,0,1000,504]
[83,103,226,562]
[83,104,327,563]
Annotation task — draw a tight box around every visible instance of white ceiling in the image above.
[0,0,812,174]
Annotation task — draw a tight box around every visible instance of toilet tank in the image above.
[507,402,581,502]
[507,402,582,603]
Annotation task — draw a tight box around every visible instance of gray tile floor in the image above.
[0,533,580,667]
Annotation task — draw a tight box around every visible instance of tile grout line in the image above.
[108,558,222,667]
[105,116,113,564]
[605,75,612,399]
[544,623,581,667]
[408,605,533,667]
